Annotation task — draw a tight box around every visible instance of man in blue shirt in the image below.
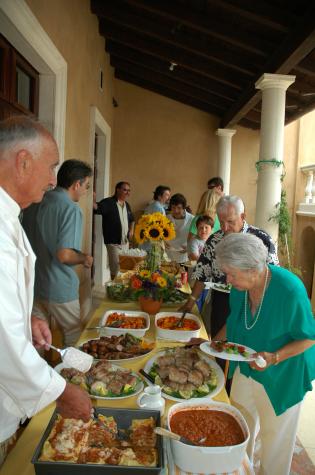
[23,159,93,346]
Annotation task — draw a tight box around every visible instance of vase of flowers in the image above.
[130,269,179,313]
[134,212,175,272]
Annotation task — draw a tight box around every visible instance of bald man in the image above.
[0,116,92,467]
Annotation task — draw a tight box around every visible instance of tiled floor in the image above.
[293,382,315,473]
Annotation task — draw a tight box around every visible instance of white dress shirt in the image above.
[0,187,65,442]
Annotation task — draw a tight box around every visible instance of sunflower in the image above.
[162,222,176,241]
[145,224,163,241]
[139,269,151,279]
[137,214,151,226]
[156,276,167,288]
[134,224,147,244]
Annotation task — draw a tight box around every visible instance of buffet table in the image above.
[0,299,253,475]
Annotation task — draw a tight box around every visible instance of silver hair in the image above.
[0,116,49,156]
[216,195,245,215]
[215,233,268,272]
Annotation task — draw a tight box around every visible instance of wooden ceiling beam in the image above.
[220,5,315,128]
[111,57,232,109]
[92,1,262,75]
[106,42,239,100]
[208,0,294,32]
[124,0,273,56]
[115,69,223,117]
[100,21,250,89]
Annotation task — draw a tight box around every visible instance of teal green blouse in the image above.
[227,265,315,416]
[189,214,220,236]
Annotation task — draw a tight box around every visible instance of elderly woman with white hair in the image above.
[214,233,315,475]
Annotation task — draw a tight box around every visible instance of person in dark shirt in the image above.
[94,181,134,279]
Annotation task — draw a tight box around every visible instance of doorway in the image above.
[89,106,111,296]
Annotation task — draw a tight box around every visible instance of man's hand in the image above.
[178,299,194,313]
[31,316,52,350]
[84,254,93,268]
[56,383,92,421]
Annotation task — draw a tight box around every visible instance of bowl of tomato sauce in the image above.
[167,400,249,473]
[155,312,201,341]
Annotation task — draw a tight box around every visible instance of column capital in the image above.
[255,73,295,91]
[215,128,236,138]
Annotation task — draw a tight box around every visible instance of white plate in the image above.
[55,362,144,400]
[143,349,224,402]
[78,337,155,364]
[155,312,201,342]
[200,341,256,362]
[209,282,232,293]
[99,310,150,338]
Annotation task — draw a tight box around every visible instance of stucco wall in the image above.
[26,0,114,250]
[25,0,115,314]
[112,79,260,223]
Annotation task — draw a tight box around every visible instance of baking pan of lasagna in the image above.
[32,407,164,474]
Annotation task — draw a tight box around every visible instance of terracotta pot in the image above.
[138,295,162,314]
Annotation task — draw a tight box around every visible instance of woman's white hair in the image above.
[215,233,268,272]
[216,195,244,215]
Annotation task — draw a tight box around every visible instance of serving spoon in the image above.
[154,427,206,445]
[175,310,187,328]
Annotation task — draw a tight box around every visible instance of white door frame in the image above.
[89,106,111,295]
[0,0,67,159]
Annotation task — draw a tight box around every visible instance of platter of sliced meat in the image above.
[78,333,155,362]
[55,360,144,399]
[143,347,224,401]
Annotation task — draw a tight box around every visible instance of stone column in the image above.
[215,128,236,194]
[255,73,295,242]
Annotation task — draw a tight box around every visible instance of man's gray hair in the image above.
[215,233,268,272]
[216,195,245,215]
[0,116,49,154]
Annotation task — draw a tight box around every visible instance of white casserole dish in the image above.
[100,310,150,338]
[155,312,200,341]
[167,400,249,473]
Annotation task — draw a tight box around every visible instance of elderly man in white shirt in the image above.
[0,116,92,466]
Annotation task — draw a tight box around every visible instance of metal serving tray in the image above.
[32,407,164,475]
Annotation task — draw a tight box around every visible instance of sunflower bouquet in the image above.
[134,212,175,244]
[134,213,175,272]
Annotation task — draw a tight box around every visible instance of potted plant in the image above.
[130,269,181,313]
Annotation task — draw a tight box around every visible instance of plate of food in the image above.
[200,340,256,361]
[143,347,224,402]
[210,282,232,293]
[55,360,144,399]
[78,333,155,362]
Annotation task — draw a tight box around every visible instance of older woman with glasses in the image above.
[214,233,315,475]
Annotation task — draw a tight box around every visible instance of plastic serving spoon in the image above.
[47,344,93,372]
[154,427,206,446]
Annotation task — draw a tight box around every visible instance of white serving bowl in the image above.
[167,400,249,473]
[99,310,150,338]
[155,312,200,341]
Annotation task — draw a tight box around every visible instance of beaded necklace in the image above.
[244,267,269,330]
